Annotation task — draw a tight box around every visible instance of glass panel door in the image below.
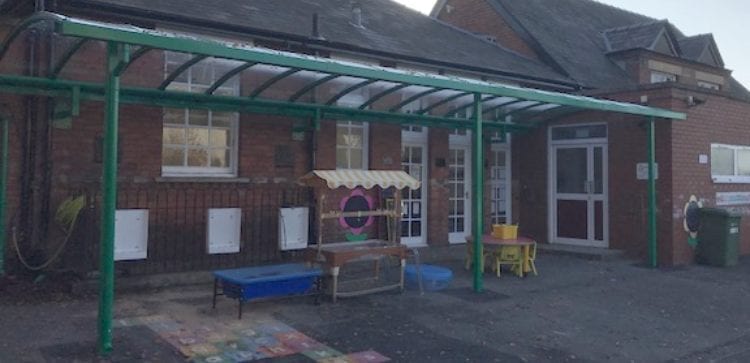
[591,146,606,243]
[401,145,427,246]
[552,144,608,247]
[448,146,471,244]
[490,148,509,224]
[555,147,589,240]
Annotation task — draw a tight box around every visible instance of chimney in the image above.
[311,13,324,39]
[351,2,364,28]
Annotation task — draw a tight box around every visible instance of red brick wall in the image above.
[665,88,750,265]
[427,128,450,246]
[0,15,463,273]
[512,126,548,242]
[567,86,750,266]
[596,88,676,262]
[0,96,23,271]
[509,89,750,267]
[510,88,678,263]
[435,0,540,60]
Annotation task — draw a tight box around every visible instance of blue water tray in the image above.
[405,264,453,291]
[213,263,322,301]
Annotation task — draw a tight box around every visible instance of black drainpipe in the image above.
[18,29,40,247]
[38,25,55,244]
[309,14,320,171]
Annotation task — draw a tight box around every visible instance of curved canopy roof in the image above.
[0,12,684,133]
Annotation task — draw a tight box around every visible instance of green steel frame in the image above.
[97,41,124,354]
[480,99,524,117]
[358,83,409,109]
[49,38,89,78]
[417,91,471,114]
[289,74,340,101]
[158,54,208,90]
[443,95,498,117]
[206,62,257,95]
[117,46,153,75]
[0,74,528,131]
[472,93,484,292]
[325,79,378,105]
[0,11,685,354]
[389,88,446,112]
[249,68,301,98]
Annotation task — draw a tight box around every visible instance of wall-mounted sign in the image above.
[636,162,659,180]
[716,192,750,206]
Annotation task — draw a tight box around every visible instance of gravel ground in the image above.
[1,251,749,362]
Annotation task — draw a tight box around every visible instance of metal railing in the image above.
[60,182,312,275]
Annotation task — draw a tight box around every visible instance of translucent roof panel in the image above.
[0,12,685,132]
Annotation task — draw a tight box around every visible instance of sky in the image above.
[395,0,750,89]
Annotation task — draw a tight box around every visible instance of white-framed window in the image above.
[450,107,471,136]
[650,71,677,84]
[698,81,721,91]
[711,144,750,183]
[162,52,241,177]
[336,94,369,170]
[336,121,368,169]
[401,99,425,134]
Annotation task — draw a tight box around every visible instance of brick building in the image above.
[433,0,750,265]
[0,0,745,275]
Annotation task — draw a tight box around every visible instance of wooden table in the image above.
[306,240,408,302]
[466,235,536,277]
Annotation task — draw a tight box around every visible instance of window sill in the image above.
[712,176,750,184]
[156,176,250,183]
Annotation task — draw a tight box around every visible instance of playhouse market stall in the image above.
[300,170,420,302]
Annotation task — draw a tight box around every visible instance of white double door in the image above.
[550,143,608,247]
[448,132,472,244]
[401,128,428,247]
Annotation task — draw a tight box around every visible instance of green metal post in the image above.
[0,118,8,276]
[98,42,122,355]
[313,108,321,131]
[472,93,484,292]
[647,117,657,268]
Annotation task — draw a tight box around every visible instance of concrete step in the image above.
[537,243,627,261]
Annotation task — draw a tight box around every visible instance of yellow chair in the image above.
[494,245,524,278]
[528,242,538,276]
[465,242,493,272]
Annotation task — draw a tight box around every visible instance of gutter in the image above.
[581,82,750,105]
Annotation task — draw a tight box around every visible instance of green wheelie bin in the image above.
[696,208,741,267]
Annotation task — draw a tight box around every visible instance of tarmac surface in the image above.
[1,249,749,362]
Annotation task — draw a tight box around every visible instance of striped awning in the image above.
[299,170,420,190]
